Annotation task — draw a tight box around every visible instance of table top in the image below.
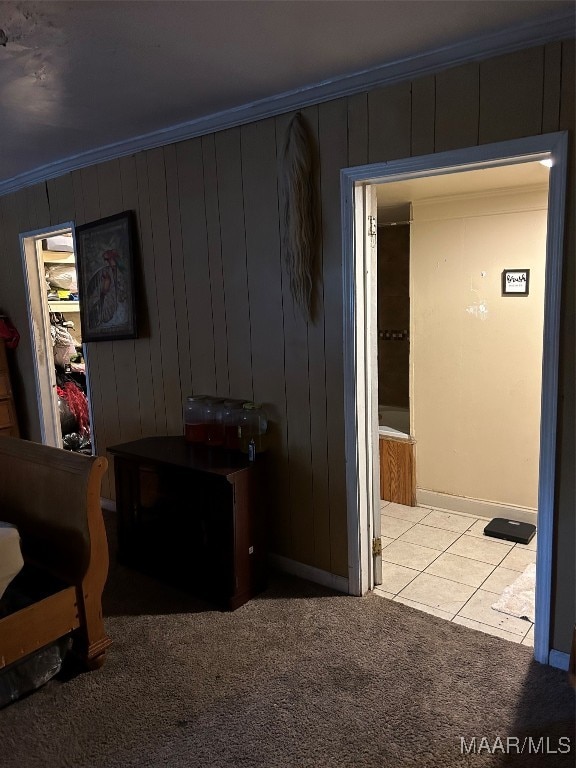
[108,436,254,477]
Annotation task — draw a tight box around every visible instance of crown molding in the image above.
[0,11,573,197]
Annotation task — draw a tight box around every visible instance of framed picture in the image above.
[75,211,138,341]
[502,269,530,296]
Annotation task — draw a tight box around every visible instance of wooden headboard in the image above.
[0,437,107,583]
[0,436,111,670]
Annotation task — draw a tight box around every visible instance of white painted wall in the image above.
[411,186,548,509]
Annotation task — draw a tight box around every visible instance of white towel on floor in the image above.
[491,562,536,623]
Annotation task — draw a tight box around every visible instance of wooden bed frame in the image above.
[0,437,111,672]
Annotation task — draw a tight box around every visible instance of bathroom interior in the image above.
[374,162,550,646]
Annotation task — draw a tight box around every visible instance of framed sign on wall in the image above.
[502,269,530,296]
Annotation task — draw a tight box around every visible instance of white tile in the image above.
[457,589,532,635]
[521,626,535,647]
[425,552,495,588]
[452,616,523,644]
[380,515,415,540]
[445,534,511,566]
[466,519,514,545]
[524,534,538,551]
[399,524,462,552]
[397,572,476,614]
[382,539,440,571]
[381,561,420,595]
[500,546,537,572]
[372,587,395,600]
[419,509,476,533]
[381,536,395,550]
[479,565,521,595]
[382,503,431,524]
[393,595,456,621]
[380,501,391,510]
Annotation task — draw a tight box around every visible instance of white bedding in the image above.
[0,522,24,600]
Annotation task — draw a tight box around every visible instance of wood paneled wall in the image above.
[0,41,574,650]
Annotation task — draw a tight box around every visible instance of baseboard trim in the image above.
[416,489,538,526]
[100,498,116,512]
[548,650,570,671]
[269,553,349,594]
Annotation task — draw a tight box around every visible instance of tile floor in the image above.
[374,501,536,646]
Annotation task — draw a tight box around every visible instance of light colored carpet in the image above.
[492,563,536,623]
[0,520,573,768]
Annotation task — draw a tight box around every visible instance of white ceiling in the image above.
[0,0,573,190]
[377,160,550,218]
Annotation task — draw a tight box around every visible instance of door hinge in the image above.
[368,215,377,247]
[372,537,382,557]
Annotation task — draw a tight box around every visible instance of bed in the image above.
[0,436,111,685]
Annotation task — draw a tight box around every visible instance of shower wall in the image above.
[377,222,410,410]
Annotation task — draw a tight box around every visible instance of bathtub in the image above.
[378,405,410,438]
[378,405,415,505]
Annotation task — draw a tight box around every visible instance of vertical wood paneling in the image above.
[241,117,291,554]
[319,98,350,577]
[202,135,229,395]
[434,63,480,152]
[560,39,575,131]
[163,144,192,407]
[75,166,110,494]
[347,93,369,167]
[276,109,314,564]
[411,75,435,156]
[47,174,75,226]
[115,155,143,443]
[542,42,562,133]
[26,184,50,231]
[305,105,331,572]
[134,153,164,436]
[215,128,253,400]
[147,148,181,433]
[96,160,125,474]
[368,82,411,163]
[119,155,155,440]
[479,48,544,144]
[175,138,216,396]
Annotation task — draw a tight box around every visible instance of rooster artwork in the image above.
[76,212,137,341]
[87,248,125,328]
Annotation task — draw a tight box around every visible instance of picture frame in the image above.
[75,211,138,341]
[502,269,530,296]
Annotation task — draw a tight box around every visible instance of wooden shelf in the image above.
[42,250,76,265]
[48,301,80,313]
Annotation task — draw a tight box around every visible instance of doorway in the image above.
[341,132,568,666]
[20,224,94,453]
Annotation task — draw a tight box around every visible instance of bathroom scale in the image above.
[484,517,536,545]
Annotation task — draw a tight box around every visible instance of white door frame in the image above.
[19,223,95,450]
[341,132,568,666]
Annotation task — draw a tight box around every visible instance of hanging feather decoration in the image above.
[280,112,319,322]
